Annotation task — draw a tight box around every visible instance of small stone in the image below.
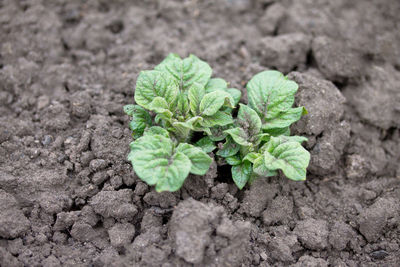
[90,159,108,172]
[108,223,135,248]
[41,135,53,146]
[370,250,389,260]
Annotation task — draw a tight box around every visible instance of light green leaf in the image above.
[123,104,138,116]
[253,156,277,177]
[205,78,228,93]
[144,126,169,138]
[232,161,252,189]
[226,155,242,166]
[148,97,173,118]
[176,143,213,175]
[263,136,310,181]
[262,107,306,130]
[124,105,152,139]
[242,152,261,163]
[175,93,190,117]
[128,134,191,192]
[188,83,206,115]
[199,91,234,116]
[246,70,298,122]
[200,111,233,128]
[195,136,216,153]
[155,54,212,91]
[216,136,240,157]
[237,104,262,137]
[134,70,179,110]
[224,127,252,147]
[226,88,242,105]
[172,116,202,131]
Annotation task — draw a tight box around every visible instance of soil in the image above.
[1,0,400,266]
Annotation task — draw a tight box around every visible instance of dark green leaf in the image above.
[232,161,252,189]
[195,136,216,153]
[216,136,240,157]
[237,104,262,137]
[226,155,242,166]
[224,127,252,147]
[125,105,152,139]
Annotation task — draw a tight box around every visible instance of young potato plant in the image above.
[218,70,310,189]
[124,54,241,192]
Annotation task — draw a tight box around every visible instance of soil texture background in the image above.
[1,0,400,266]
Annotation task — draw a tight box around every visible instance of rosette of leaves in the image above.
[124,54,242,192]
[218,70,310,189]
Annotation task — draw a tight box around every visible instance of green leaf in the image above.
[216,136,240,157]
[263,136,310,181]
[199,91,234,116]
[123,104,137,116]
[200,111,233,128]
[224,127,252,147]
[246,70,298,122]
[176,92,190,116]
[155,54,212,91]
[172,116,202,132]
[264,127,290,137]
[188,83,206,115]
[208,125,229,141]
[125,105,152,139]
[242,152,261,163]
[253,156,277,177]
[262,107,306,130]
[195,136,216,153]
[128,134,192,192]
[134,70,179,110]
[205,78,228,93]
[232,161,252,189]
[226,88,242,105]
[148,97,173,119]
[226,155,242,166]
[144,126,169,138]
[237,104,262,137]
[176,143,213,175]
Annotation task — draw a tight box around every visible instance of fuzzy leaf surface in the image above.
[263,136,310,181]
[188,83,206,115]
[128,134,191,192]
[246,70,298,122]
[216,136,240,157]
[134,70,179,109]
[155,54,212,91]
[263,107,307,130]
[195,136,216,153]
[200,111,233,128]
[124,105,152,139]
[176,143,212,175]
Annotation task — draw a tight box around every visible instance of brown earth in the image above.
[1,0,400,266]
